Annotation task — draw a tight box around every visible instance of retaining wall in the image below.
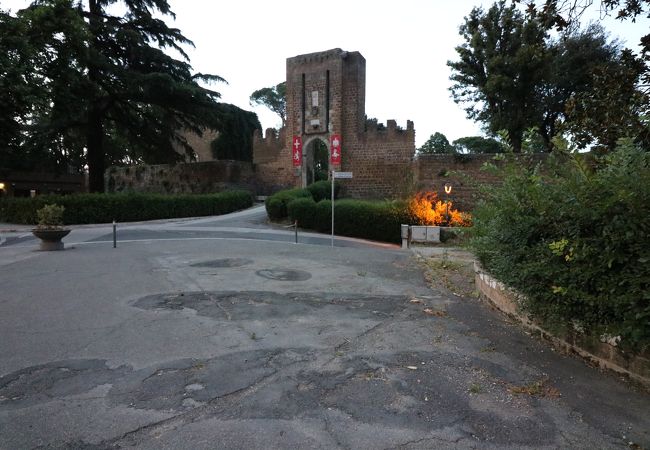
[474,263,650,388]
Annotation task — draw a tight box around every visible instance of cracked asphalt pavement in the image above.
[0,208,648,449]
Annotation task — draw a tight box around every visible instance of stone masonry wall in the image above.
[416,153,548,211]
[252,48,416,198]
[114,49,546,208]
[415,154,500,211]
[252,127,294,195]
[343,120,415,199]
[106,160,256,195]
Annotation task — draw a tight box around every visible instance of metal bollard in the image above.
[113,220,117,248]
[294,220,298,244]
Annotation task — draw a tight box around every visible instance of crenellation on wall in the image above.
[109,50,530,210]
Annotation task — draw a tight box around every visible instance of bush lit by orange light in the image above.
[407,191,471,227]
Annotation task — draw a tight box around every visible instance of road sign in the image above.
[331,170,352,247]
[292,136,302,167]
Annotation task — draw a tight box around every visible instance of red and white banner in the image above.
[330,134,342,165]
[292,136,302,167]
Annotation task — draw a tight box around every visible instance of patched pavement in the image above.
[0,216,648,449]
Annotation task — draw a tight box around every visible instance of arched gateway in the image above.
[253,48,416,198]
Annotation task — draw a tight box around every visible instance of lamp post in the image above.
[444,183,452,226]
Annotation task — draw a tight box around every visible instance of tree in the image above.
[564,49,649,149]
[449,2,642,152]
[210,104,261,162]
[516,0,649,57]
[2,0,225,192]
[0,6,77,172]
[418,132,455,154]
[516,0,650,150]
[453,136,506,153]
[249,82,286,127]
[448,1,548,152]
[534,25,621,148]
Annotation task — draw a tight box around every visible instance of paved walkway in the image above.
[0,207,648,449]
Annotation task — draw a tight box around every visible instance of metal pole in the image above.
[331,171,335,247]
[112,220,117,248]
[294,220,298,244]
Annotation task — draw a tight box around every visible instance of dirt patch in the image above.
[190,258,254,268]
[255,269,312,281]
[417,252,476,298]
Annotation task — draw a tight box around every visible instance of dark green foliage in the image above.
[331,200,410,243]
[249,82,286,126]
[210,104,261,162]
[269,182,408,243]
[418,132,455,154]
[306,140,330,184]
[470,142,650,351]
[306,180,340,202]
[264,188,311,220]
[513,0,650,73]
[287,197,317,229]
[453,136,506,154]
[448,2,641,152]
[0,191,253,225]
[1,0,226,192]
[287,198,409,243]
[449,1,548,152]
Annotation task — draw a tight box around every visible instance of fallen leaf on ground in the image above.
[406,366,418,370]
[423,308,447,317]
[409,298,424,304]
[508,378,560,398]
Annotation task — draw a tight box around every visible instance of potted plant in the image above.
[32,204,71,251]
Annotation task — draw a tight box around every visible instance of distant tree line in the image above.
[417,132,506,155]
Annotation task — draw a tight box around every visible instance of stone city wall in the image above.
[105,160,256,195]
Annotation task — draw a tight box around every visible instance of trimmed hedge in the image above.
[288,198,409,243]
[0,190,254,225]
[306,180,341,202]
[264,188,311,220]
[265,181,342,220]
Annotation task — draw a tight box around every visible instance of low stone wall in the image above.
[105,161,256,194]
[474,263,650,388]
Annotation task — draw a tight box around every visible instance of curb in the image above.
[474,262,650,389]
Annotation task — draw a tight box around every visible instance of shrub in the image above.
[306,180,341,202]
[36,204,65,229]
[333,199,410,243]
[286,197,409,243]
[264,188,311,220]
[470,141,650,351]
[287,197,317,229]
[0,190,253,225]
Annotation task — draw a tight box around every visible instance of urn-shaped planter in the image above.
[32,228,71,251]
[32,203,70,251]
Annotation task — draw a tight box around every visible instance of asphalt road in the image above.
[0,206,648,449]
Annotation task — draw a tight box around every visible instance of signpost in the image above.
[331,171,353,247]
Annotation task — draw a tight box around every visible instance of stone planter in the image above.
[32,229,71,251]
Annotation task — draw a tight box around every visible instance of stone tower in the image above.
[253,48,415,198]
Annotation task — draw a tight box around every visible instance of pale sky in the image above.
[3,0,649,146]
